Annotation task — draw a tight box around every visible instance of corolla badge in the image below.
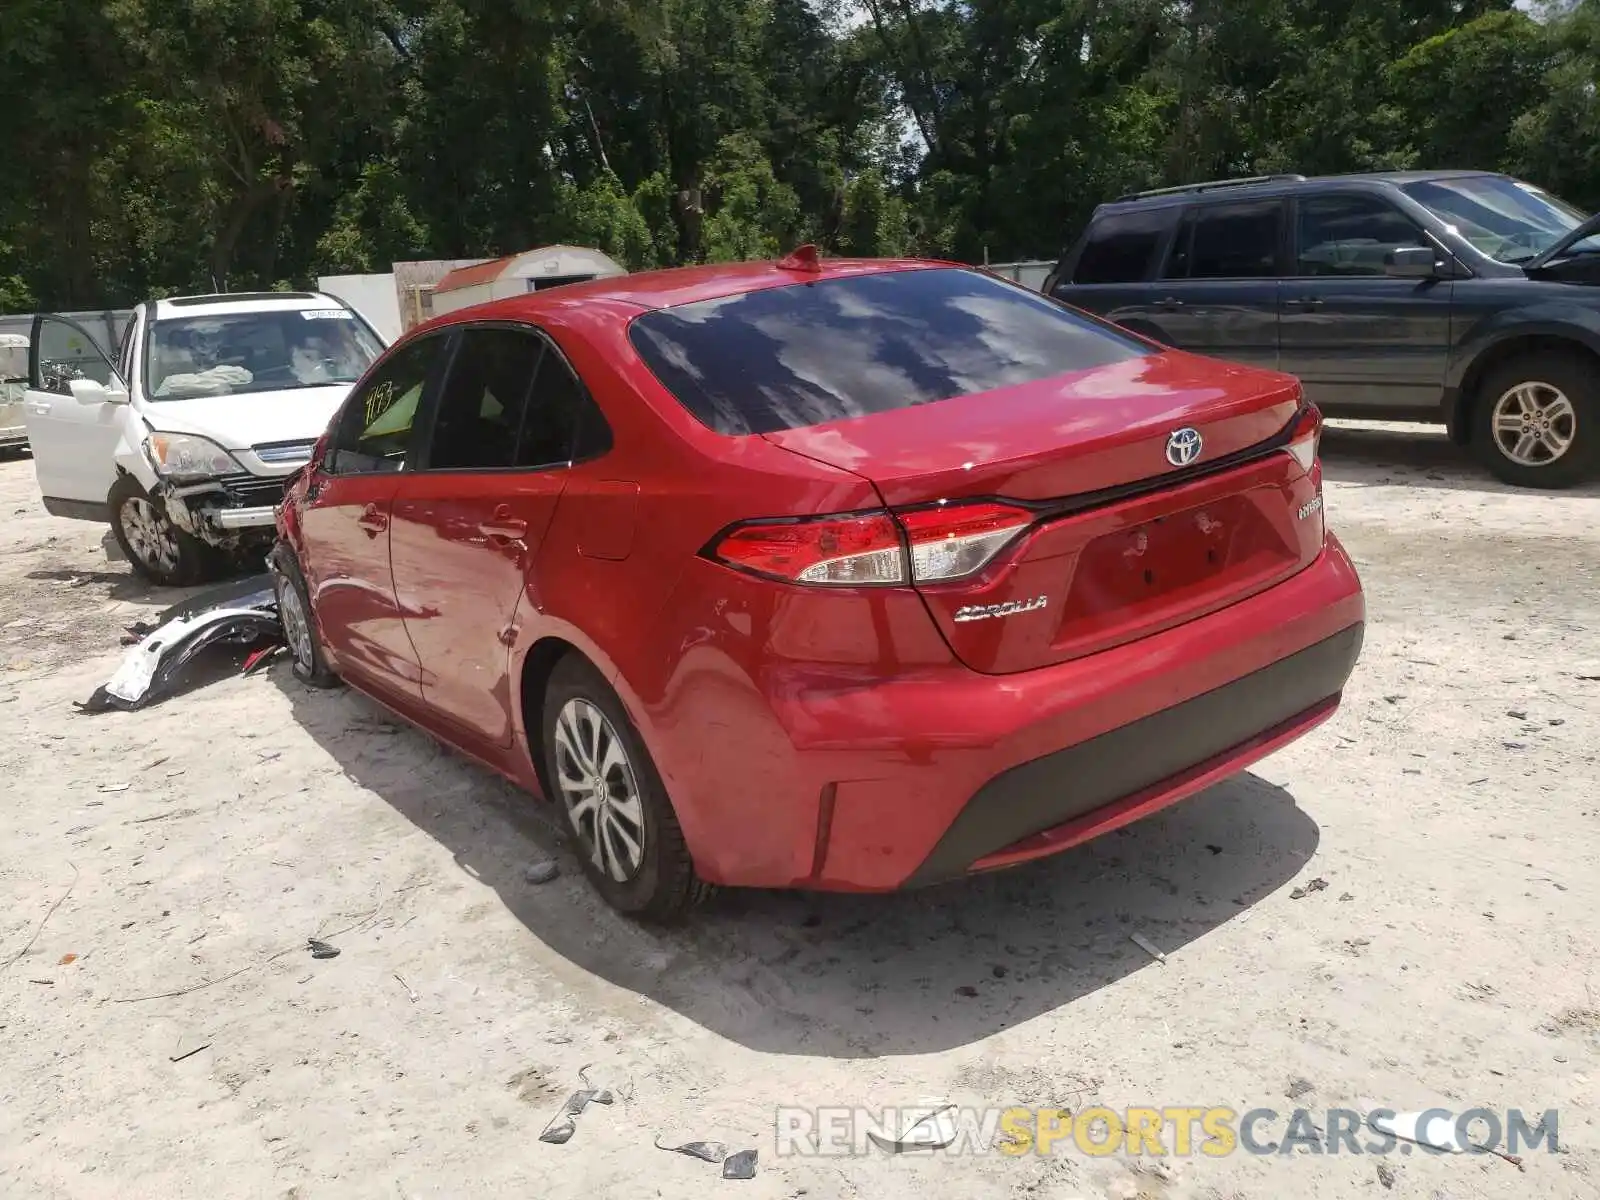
[1165,426,1203,467]
[952,596,1048,623]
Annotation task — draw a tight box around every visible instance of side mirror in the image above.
[1385,246,1439,279]
[68,377,129,405]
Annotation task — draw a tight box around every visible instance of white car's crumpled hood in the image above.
[141,384,351,451]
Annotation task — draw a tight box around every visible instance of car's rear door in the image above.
[1278,191,1455,411]
[298,331,449,699]
[23,313,130,513]
[389,323,608,747]
[1149,198,1286,370]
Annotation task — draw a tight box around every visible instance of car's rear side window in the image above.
[1071,209,1176,284]
[628,267,1152,436]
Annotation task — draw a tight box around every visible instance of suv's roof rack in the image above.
[1115,174,1307,203]
[164,291,318,307]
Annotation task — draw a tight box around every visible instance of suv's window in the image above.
[1402,175,1600,264]
[328,335,445,474]
[1297,195,1426,277]
[146,308,383,400]
[1071,210,1175,284]
[1161,211,1196,279]
[630,267,1151,436]
[31,316,119,394]
[116,313,138,383]
[1185,201,1283,279]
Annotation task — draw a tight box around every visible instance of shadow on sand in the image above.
[1320,421,1600,498]
[275,676,1321,1059]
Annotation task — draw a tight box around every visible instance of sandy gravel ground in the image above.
[0,423,1596,1200]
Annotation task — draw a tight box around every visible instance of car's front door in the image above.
[23,314,131,514]
[389,323,605,747]
[1147,199,1286,370]
[1278,192,1455,411]
[298,332,449,699]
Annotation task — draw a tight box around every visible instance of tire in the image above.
[1470,352,1600,489]
[541,656,708,921]
[269,542,341,688]
[108,474,217,586]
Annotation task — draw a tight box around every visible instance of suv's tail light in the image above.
[708,501,1036,587]
[1285,404,1323,474]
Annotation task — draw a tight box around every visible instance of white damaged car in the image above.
[23,291,385,584]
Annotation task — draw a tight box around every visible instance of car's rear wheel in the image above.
[109,474,216,587]
[541,656,707,921]
[269,542,341,688]
[1471,353,1600,488]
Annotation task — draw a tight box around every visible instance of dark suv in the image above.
[1044,171,1600,488]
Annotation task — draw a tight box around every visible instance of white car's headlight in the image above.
[144,432,243,481]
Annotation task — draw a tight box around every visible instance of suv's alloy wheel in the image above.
[1489,381,1576,468]
[1472,352,1600,489]
[108,474,216,586]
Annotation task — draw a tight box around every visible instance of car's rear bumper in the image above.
[662,534,1364,891]
[902,623,1360,886]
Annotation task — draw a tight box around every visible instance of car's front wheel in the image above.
[541,656,707,921]
[1472,353,1600,488]
[108,474,216,587]
[269,542,341,688]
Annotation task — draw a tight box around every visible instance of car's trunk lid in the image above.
[764,352,1321,674]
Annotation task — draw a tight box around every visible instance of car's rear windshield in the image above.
[627,266,1152,436]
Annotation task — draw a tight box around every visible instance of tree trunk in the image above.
[211,176,291,292]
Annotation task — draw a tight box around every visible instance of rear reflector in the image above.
[1286,404,1323,474]
[707,501,1036,587]
[898,501,1036,582]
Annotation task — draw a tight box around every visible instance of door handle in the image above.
[356,504,388,537]
[1289,296,1325,309]
[1157,296,1185,309]
[479,517,528,540]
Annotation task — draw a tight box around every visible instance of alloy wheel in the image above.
[552,698,646,883]
[277,577,315,671]
[121,497,180,575]
[1491,381,1577,467]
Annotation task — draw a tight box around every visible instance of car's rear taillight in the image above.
[897,501,1036,582]
[710,512,906,585]
[707,501,1036,587]
[1286,404,1323,474]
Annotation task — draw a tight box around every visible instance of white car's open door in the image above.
[24,314,130,519]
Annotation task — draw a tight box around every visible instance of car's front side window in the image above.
[1297,196,1429,277]
[326,335,447,475]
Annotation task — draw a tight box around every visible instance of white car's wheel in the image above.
[108,474,215,587]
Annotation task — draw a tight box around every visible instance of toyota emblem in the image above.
[1165,427,1203,467]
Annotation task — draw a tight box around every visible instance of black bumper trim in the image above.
[42,496,111,523]
[903,622,1364,888]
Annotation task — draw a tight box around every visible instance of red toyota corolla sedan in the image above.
[271,251,1364,919]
